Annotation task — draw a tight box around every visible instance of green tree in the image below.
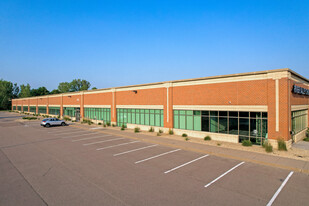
[0,79,17,110]
[50,89,60,94]
[30,87,50,96]
[19,84,31,98]
[70,79,91,92]
[58,82,70,93]
[91,87,97,90]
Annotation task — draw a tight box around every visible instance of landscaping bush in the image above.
[148,127,154,132]
[106,122,110,126]
[103,123,106,127]
[182,133,187,137]
[156,132,161,136]
[185,137,189,141]
[159,129,163,134]
[263,141,273,153]
[112,124,116,127]
[22,116,37,120]
[98,122,102,125]
[242,140,252,147]
[168,129,174,135]
[306,128,309,138]
[63,116,71,121]
[134,127,140,133]
[277,138,287,151]
[304,137,309,142]
[121,125,125,131]
[204,136,211,141]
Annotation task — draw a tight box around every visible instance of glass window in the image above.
[219,111,228,116]
[186,110,193,115]
[229,111,238,117]
[239,112,249,118]
[179,110,186,115]
[174,114,179,129]
[210,111,218,116]
[145,113,150,125]
[186,115,193,130]
[228,118,238,135]
[202,116,209,132]
[193,115,201,131]
[155,114,160,126]
[250,112,261,118]
[219,117,228,133]
[239,118,249,136]
[150,113,155,126]
[210,116,218,132]
[202,111,209,115]
[179,115,186,129]
[193,111,201,115]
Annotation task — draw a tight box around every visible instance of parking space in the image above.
[1,112,309,206]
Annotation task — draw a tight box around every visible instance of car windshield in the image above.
[42,119,49,121]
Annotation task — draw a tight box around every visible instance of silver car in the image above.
[41,118,66,127]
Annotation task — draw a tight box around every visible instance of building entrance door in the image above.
[75,108,80,122]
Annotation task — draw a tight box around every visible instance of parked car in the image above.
[41,118,67,128]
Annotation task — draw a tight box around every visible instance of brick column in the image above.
[80,92,84,119]
[164,83,174,128]
[111,88,117,124]
[60,94,63,117]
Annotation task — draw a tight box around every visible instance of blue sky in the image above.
[0,0,308,90]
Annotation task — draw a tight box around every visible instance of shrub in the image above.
[263,141,273,153]
[112,124,116,127]
[149,127,154,132]
[185,137,189,141]
[169,129,174,135]
[204,136,211,141]
[217,143,221,146]
[242,140,252,147]
[103,123,106,127]
[106,122,110,126]
[182,133,187,137]
[98,122,102,125]
[22,116,37,120]
[306,128,309,138]
[157,132,161,136]
[159,129,163,134]
[134,127,140,133]
[63,116,71,121]
[121,125,125,131]
[303,137,309,142]
[277,138,287,151]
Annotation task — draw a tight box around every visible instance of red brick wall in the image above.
[173,80,268,105]
[84,92,112,105]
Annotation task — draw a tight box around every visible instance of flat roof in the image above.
[13,68,308,100]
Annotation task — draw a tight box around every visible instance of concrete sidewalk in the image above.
[72,123,309,175]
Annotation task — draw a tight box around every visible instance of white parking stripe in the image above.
[72,135,111,142]
[204,162,245,188]
[62,132,96,138]
[83,137,125,146]
[48,129,80,134]
[54,130,88,135]
[266,171,294,206]
[164,154,209,174]
[96,141,140,150]
[113,145,158,156]
[135,149,181,164]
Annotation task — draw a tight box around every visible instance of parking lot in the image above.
[1,112,309,206]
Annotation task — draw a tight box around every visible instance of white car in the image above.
[41,118,67,128]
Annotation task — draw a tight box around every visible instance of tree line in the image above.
[0,79,96,110]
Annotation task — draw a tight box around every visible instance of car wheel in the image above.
[61,122,66,126]
[46,124,50,128]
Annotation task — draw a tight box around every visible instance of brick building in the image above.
[12,68,309,147]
